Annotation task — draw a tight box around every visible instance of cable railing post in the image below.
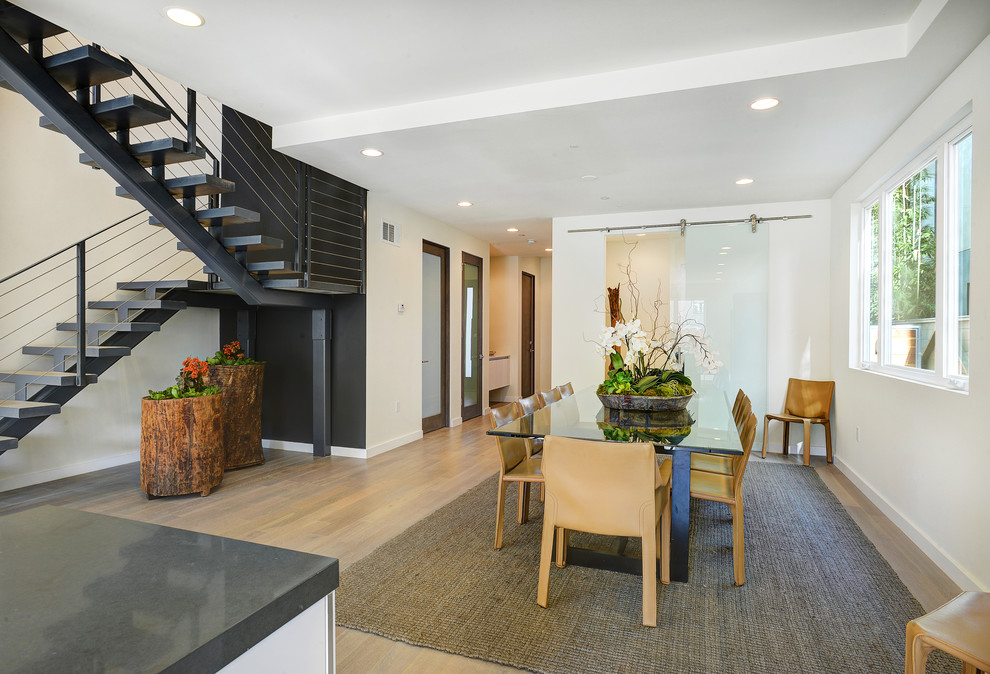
[186,89,197,152]
[75,241,87,388]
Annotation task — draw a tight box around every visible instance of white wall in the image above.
[488,255,552,402]
[552,200,831,431]
[0,307,219,491]
[363,194,490,456]
[828,35,990,590]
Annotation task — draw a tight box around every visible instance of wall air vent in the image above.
[381,220,401,246]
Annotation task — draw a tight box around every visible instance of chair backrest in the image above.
[731,411,758,494]
[542,436,657,537]
[557,382,575,398]
[487,405,529,475]
[783,378,835,419]
[517,393,544,416]
[731,389,745,418]
[488,403,521,430]
[734,395,752,434]
[539,388,562,406]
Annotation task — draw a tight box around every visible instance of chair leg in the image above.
[730,497,745,586]
[904,625,934,674]
[539,481,545,503]
[494,480,508,550]
[517,482,531,524]
[761,417,770,459]
[824,420,833,463]
[659,493,671,585]
[782,421,790,455]
[641,527,657,627]
[802,420,812,466]
[537,522,556,609]
[556,529,569,568]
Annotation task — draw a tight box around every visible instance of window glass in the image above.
[868,201,879,364]
[954,132,972,375]
[887,160,936,371]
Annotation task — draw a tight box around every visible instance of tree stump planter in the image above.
[140,393,224,498]
[206,363,265,469]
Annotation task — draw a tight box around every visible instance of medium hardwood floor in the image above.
[0,416,959,672]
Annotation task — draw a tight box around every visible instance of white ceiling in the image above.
[16,0,990,256]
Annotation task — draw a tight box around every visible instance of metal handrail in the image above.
[0,210,146,285]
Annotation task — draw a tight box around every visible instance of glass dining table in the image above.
[487,384,743,583]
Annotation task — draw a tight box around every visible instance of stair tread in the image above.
[178,235,283,252]
[204,260,300,276]
[42,94,170,133]
[88,299,186,310]
[81,138,206,168]
[213,278,304,290]
[55,322,160,332]
[0,3,66,45]
[23,345,131,356]
[149,206,260,227]
[116,174,234,200]
[44,46,132,91]
[0,400,61,419]
[0,436,17,451]
[116,279,209,291]
[0,370,97,385]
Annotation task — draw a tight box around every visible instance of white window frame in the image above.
[855,117,971,392]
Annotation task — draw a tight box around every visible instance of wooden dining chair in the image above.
[539,387,562,406]
[762,378,834,466]
[692,390,751,476]
[537,435,671,627]
[487,405,544,550]
[905,591,990,674]
[556,382,575,398]
[689,410,757,585]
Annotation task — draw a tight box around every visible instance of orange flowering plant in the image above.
[207,340,263,366]
[147,356,223,399]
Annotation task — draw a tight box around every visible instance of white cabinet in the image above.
[489,356,510,390]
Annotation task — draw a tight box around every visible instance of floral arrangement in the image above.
[596,253,721,397]
[148,357,222,399]
[207,340,263,366]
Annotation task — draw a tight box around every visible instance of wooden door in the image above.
[521,272,535,398]
[422,241,449,433]
[461,252,483,421]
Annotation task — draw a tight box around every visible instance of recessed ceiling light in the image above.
[721,246,732,250]
[545,248,553,252]
[506,228,518,233]
[527,239,535,244]
[600,196,610,200]
[735,178,754,185]
[750,97,779,111]
[165,7,205,27]
[360,148,383,157]
[717,263,725,266]
[636,233,647,237]
[719,251,728,255]
[457,201,473,207]
[581,175,598,181]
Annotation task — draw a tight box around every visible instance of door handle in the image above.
[422,360,429,364]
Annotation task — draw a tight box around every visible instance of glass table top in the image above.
[488,384,743,455]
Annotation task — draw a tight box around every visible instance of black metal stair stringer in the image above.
[0,28,319,310]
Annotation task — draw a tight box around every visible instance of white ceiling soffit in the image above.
[14,0,990,257]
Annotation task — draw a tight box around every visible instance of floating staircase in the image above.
[0,2,314,454]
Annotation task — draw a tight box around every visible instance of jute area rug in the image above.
[337,462,955,673]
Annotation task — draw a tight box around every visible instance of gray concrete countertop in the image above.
[0,506,339,673]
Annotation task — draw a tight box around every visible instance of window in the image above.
[857,118,971,390]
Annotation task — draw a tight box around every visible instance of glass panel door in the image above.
[422,242,449,433]
[461,253,483,420]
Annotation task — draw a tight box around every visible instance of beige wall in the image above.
[827,35,990,590]
[363,194,490,455]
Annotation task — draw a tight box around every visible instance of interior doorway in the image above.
[422,241,449,433]
[461,252,483,421]
[521,272,535,398]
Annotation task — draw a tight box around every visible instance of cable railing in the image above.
[0,213,205,405]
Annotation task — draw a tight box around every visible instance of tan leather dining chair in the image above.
[556,382,575,398]
[692,390,751,476]
[905,591,990,674]
[689,410,757,586]
[488,405,544,550]
[539,387,562,406]
[515,393,545,457]
[537,435,671,627]
[762,378,834,466]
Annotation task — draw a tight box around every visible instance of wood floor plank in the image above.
[0,417,960,671]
